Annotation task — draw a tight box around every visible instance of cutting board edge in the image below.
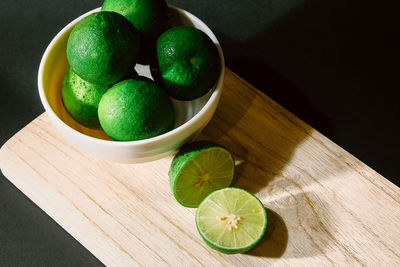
[0,144,137,266]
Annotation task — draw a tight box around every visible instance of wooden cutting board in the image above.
[1,69,400,266]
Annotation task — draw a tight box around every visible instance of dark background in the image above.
[1,0,399,265]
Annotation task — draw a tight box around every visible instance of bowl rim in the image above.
[38,6,225,147]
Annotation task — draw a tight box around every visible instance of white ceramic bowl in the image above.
[38,6,225,163]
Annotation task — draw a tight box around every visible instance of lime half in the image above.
[169,141,234,208]
[196,187,267,254]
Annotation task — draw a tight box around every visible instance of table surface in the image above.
[1,0,400,266]
[2,69,400,266]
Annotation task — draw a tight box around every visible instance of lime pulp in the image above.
[169,141,235,208]
[195,187,267,254]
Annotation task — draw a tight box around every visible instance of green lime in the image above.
[154,26,220,100]
[196,187,267,254]
[98,79,175,141]
[61,67,109,128]
[67,12,140,85]
[169,141,234,208]
[101,0,168,37]
[101,0,169,64]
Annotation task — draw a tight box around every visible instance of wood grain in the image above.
[1,68,400,266]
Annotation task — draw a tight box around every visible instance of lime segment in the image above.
[169,141,234,208]
[196,187,267,254]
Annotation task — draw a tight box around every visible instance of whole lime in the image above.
[62,67,109,128]
[67,12,140,86]
[154,26,220,101]
[98,79,175,141]
[101,0,168,37]
[101,0,168,64]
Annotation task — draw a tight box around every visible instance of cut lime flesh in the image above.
[196,187,267,254]
[169,142,234,208]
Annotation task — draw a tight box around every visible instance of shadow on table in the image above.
[247,207,288,258]
[227,59,335,139]
[248,190,335,260]
[221,0,400,181]
[200,66,320,192]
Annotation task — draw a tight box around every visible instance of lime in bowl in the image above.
[38,6,225,163]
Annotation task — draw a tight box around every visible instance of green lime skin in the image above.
[101,0,168,37]
[101,0,169,64]
[168,141,234,208]
[62,67,109,128]
[67,12,140,86]
[98,79,175,141]
[195,187,268,254]
[154,26,220,101]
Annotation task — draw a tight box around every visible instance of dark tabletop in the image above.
[1,0,399,266]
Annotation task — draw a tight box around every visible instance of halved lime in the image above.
[196,187,267,254]
[169,141,235,208]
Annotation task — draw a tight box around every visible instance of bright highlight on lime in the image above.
[196,187,267,254]
[169,141,235,208]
